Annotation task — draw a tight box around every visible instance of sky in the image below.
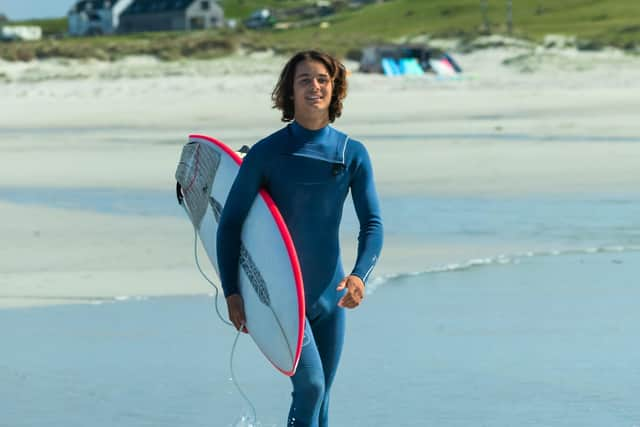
[0,0,75,20]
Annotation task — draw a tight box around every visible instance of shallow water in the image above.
[2,127,639,143]
[2,250,639,426]
[0,187,182,217]
[1,187,639,249]
[2,187,640,425]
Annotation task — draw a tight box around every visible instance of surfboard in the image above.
[175,134,305,376]
[381,57,401,76]
[429,58,457,77]
[399,58,425,76]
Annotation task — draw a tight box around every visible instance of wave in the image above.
[0,294,151,307]
[366,244,640,294]
[5,245,638,308]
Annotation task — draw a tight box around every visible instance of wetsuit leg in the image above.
[314,306,346,427]
[288,321,324,427]
[287,305,346,427]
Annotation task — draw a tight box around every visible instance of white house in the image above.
[68,0,135,36]
[1,26,43,41]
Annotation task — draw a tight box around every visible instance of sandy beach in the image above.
[2,43,640,427]
[1,46,640,309]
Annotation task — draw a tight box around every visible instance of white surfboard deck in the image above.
[176,134,305,376]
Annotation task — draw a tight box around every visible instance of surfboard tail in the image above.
[175,141,221,228]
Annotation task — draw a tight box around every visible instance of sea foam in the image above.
[366,244,640,295]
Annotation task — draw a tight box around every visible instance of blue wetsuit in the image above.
[217,121,383,427]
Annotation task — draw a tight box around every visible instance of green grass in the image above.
[219,0,315,18]
[253,0,640,55]
[0,30,238,61]
[1,0,639,61]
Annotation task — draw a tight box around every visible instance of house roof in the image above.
[71,0,117,12]
[121,0,204,16]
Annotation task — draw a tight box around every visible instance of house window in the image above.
[201,1,210,11]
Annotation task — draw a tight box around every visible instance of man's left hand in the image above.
[337,275,365,309]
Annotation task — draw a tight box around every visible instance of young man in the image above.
[217,50,383,427]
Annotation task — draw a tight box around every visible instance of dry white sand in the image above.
[1,47,639,308]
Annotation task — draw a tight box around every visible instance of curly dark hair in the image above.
[271,50,348,123]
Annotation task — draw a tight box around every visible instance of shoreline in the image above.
[2,186,640,310]
[3,241,639,310]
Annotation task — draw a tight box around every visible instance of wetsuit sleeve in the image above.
[349,144,383,283]
[216,147,265,297]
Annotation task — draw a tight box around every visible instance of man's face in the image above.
[292,59,333,121]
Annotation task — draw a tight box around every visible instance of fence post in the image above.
[480,0,490,33]
[506,0,513,35]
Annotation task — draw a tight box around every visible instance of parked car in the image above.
[244,8,275,29]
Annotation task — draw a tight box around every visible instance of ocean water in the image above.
[1,187,639,248]
[2,187,640,426]
[1,251,639,427]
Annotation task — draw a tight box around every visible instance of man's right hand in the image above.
[226,294,248,333]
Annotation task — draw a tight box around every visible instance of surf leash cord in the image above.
[175,193,230,326]
[231,322,258,424]
[179,199,258,425]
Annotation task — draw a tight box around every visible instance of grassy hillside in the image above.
[254,0,640,54]
[1,0,639,61]
[219,0,316,18]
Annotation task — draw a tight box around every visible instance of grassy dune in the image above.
[1,0,639,61]
[258,0,640,54]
